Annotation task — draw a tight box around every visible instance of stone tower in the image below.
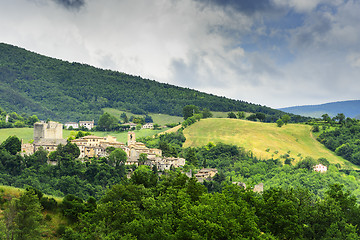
[128,131,136,146]
[34,121,64,143]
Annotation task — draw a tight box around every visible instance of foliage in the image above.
[276,119,284,127]
[0,43,307,122]
[0,135,21,155]
[318,119,360,165]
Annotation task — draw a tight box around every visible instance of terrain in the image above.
[0,43,285,122]
[183,118,358,169]
[279,100,360,118]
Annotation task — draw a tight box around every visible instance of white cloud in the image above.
[1,0,360,109]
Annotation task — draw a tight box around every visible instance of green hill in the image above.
[0,43,286,122]
[183,118,359,169]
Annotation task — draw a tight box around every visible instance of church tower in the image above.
[128,131,136,146]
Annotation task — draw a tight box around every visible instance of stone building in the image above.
[21,121,67,155]
[195,168,218,182]
[71,135,125,158]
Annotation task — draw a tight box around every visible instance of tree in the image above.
[246,114,257,121]
[98,112,118,131]
[322,114,331,123]
[108,148,127,167]
[139,153,147,165]
[14,188,43,240]
[237,111,245,119]
[1,136,21,155]
[334,113,345,125]
[120,113,129,123]
[144,115,153,123]
[201,108,213,118]
[186,148,198,166]
[26,115,39,126]
[255,112,266,122]
[227,112,237,119]
[182,105,200,120]
[282,114,291,125]
[276,119,284,127]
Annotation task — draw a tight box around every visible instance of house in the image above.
[314,164,328,173]
[71,135,125,158]
[142,123,154,129]
[64,122,79,129]
[79,120,94,130]
[195,168,218,182]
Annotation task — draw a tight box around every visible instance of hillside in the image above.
[279,100,360,118]
[183,118,359,169]
[0,43,285,122]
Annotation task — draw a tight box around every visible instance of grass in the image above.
[183,118,359,170]
[102,108,183,126]
[0,127,34,143]
[211,111,252,118]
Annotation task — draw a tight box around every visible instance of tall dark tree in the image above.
[182,105,200,120]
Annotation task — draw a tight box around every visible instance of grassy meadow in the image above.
[183,118,359,169]
[102,108,183,126]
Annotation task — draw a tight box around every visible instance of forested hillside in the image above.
[0,43,285,122]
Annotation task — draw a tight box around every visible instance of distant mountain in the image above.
[0,43,289,122]
[279,100,360,119]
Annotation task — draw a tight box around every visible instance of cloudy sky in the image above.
[1,0,360,108]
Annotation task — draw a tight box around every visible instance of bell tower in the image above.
[128,131,136,146]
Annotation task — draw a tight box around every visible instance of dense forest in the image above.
[0,43,291,122]
[317,117,360,165]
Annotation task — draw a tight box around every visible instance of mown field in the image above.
[183,118,359,169]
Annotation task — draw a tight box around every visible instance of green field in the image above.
[0,127,167,145]
[102,108,183,126]
[183,118,359,169]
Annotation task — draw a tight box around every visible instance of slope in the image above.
[279,100,360,118]
[0,43,284,122]
[183,118,359,169]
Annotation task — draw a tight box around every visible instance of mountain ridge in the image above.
[279,100,360,119]
[0,42,286,122]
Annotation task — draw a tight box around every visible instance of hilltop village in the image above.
[21,121,185,171]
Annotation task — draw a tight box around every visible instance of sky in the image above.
[1,0,360,108]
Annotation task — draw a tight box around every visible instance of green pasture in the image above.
[183,118,359,170]
[102,108,183,125]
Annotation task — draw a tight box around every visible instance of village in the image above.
[20,120,232,183]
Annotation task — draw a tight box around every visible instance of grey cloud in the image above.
[53,0,85,10]
[195,0,280,15]
[292,13,333,49]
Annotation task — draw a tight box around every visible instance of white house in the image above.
[142,123,154,129]
[64,122,79,129]
[314,164,328,173]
